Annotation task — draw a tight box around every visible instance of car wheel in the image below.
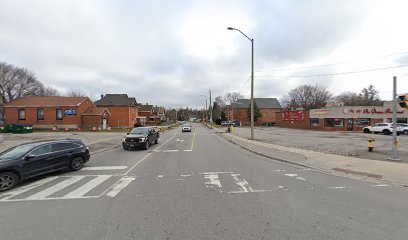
[363,128,370,133]
[144,140,150,150]
[383,129,391,135]
[123,146,128,150]
[404,130,408,135]
[70,157,85,171]
[0,172,19,192]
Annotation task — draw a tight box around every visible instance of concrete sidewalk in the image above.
[219,132,408,186]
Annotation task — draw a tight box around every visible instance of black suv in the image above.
[0,139,90,192]
[123,127,159,150]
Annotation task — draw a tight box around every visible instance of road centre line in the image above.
[190,129,196,151]
[162,150,179,152]
[124,132,177,175]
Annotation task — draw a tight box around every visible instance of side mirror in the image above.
[25,154,36,161]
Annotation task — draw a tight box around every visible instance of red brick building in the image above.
[227,98,282,126]
[4,97,110,129]
[94,94,138,128]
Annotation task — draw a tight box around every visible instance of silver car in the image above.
[182,123,192,132]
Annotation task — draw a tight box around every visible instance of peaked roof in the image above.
[94,94,137,106]
[231,98,282,109]
[140,104,153,112]
[82,107,111,116]
[4,97,89,108]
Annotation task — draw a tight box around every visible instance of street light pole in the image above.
[228,27,255,140]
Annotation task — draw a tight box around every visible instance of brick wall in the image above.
[275,111,311,129]
[103,106,136,127]
[82,115,102,129]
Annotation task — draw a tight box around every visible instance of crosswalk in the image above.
[0,174,135,202]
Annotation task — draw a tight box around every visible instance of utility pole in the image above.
[389,76,400,161]
[205,98,208,122]
[250,38,254,140]
[209,90,213,123]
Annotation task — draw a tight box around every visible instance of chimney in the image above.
[100,94,104,99]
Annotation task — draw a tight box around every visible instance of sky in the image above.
[1,0,408,108]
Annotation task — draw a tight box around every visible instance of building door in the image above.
[102,118,107,130]
[347,118,353,131]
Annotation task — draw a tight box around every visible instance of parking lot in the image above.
[231,126,408,163]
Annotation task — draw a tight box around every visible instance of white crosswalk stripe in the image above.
[0,175,133,202]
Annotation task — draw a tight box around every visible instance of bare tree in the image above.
[285,84,332,110]
[40,86,61,97]
[66,88,85,97]
[215,96,226,107]
[224,92,244,104]
[334,91,361,106]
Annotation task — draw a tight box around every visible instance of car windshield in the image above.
[130,128,149,135]
[0,144,35,159]
[182,124,191,127]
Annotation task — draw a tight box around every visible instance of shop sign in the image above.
[312,109,328,115]
[64,109,77,116]
[282,110,305,121]
[342,108,403,114]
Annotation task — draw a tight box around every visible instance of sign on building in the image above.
[282,110,305,121]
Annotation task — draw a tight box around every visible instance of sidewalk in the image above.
[219,131,408,186]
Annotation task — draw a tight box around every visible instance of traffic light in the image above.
[398,94,408,108]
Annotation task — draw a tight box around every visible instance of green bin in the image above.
[12,124,33,134]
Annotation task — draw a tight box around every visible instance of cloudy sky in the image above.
[1,0,408,108]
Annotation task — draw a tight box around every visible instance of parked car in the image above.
[362,123,402,135]
[397,123,408,135]
[221,121,231,126]
[182,123,192,132]
[0,139,90,192]
[122,127,159,150]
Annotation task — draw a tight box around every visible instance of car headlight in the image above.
[139,137,146,142]
[123,138,126,142]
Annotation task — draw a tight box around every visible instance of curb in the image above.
[218,132,320,170]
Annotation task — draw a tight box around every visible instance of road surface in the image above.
[1,124,407,239]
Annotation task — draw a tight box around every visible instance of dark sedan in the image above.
[0,139,90,192]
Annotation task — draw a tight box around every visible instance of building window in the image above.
[150,117,155,121]
[310,118,319,126]
[56,109,63,120]
[18,109,26,120]
[37,109,44,120]
[324,118,335,127]
[334,118,344,127]
[356,118,370,127]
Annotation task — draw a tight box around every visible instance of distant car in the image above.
[220,121,231,126]
[0,139,90,192]
[182,123,192,132]
[397,123,408,135]
[362,123,402,135]
[122,127,159,150]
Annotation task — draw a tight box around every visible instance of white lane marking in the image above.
[199,172,234,175]
[157,175,163,178]
[296,177,306,181]
[190,130,196,151]
[124,132,178,175]
[274,170,286,172]
[63,175,111,198]
[180,174,191,177]
[229,189,274,194]
[105,176,136,197]
[0,195,99,202]
[82,166,127,171]
[328,186,351,189]
[284,174,298,177]
[372,184,389,187]
[183,150,192,152]
[0,176,59,201]
[26,176,86,200]
[177,179,185,181]
[162,150,179,152]
[231,174,254,193]
[278,186,288,190]
[203,173,222,191]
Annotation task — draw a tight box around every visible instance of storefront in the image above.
[309,102,407,131]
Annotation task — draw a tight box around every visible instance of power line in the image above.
[255,64,408,78]
[256,50,408,72]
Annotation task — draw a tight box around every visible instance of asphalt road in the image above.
[1,124,407,239]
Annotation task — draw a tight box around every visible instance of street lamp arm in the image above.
[227,27,253,42]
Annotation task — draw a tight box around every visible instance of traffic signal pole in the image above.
[389,76,400,161]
